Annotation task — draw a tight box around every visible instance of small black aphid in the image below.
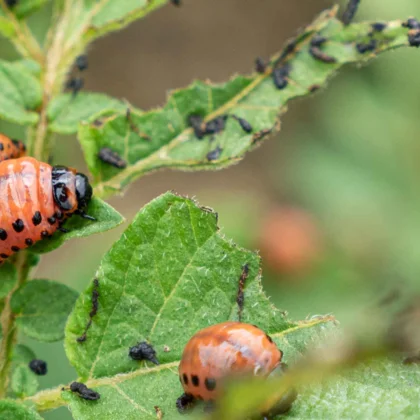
[176,393,195,413]
[76,278,100,343]
[70,382,101,401]
[204,116,227,135]
[356,39,377,54]
[66,77,84,96]
[237,263,249,322]
[170,0,181,5]
[129,341,159,365]
[255,57,267,74]
[98,147,127,169]
[402,18,420,30]
[29,359,47,376]
[188,114,205,139]
[272,68,288,90]
[310,35,327,47]
[408,30,420,47]
[342,0,361,26]
[75,54,88,71]
[309,46,337,64]
[278,38,297,63]
[5,0,18,7]
[371,22,387,32]
[206,146,223,161]
[231,115,253,133]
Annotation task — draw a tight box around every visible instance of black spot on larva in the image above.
[183,373,189,385]
[47,216,56,225]
[11,246,20,252]
[265,333,273,343]
[25,238,33,246]
[0,254,8,259]
[191,375,199,387]
[29,359,47,376]
[55,211,63,220]
[0,143,3,151]
[41,230,50,239]
[205,378,216,391]
[12,219,24,233]
[32,212,42,226]
[0,229,7,241]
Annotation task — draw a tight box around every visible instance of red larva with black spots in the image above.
[0,134,26,161]
[177,322,297,417]
[0,157,93,263]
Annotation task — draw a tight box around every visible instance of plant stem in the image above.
[0,252,31,397]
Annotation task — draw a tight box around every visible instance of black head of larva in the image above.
[75,173,93,210]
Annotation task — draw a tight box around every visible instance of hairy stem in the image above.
[0,252,31,397]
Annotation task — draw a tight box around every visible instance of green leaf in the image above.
[12,344,36,364]
[287,359,420,419]
[11,364,39,398]
[30,197,125,254]
[78,8,417,197]
[11,279,78,342]
[47,93,128,134]
[0,400,42,420]
[0,60,42,125]
[59,191,335,419]
[0,263,17,300]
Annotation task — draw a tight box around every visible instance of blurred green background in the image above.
[2,0,420,418]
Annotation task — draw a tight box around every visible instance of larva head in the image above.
[51,166,92,214]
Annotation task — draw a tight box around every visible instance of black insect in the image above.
[236,263,249,322]
[341,0,361,26]
[70,382,101,401]
[98,147,127,169]
[310,35,327,47]
[371,22,387,32]
[5,0,18,7]
[204,116,227,135]
[255,57,267,74]
[75,54,88,71]
[277,38,298,64]
[309,46,337,64]
[29,359,47,376]
[356,39,377,54]
[231,115,253,133]
[176,393,195,413]
[171,0,181,5]
[77,278,100,343]
[129,341,159,365]
[66,77,84,96]
[272,63,291,90]
[206,146,223,161]
[188,114,205,139]
[402,18,420,30]
[408,30,420,47]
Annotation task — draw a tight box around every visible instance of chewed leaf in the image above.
[30,197,124,254]
[65,192,294,380]
[78,7,418,197]
[0,60,42,125]
[47,93,129,134]
[11,279,78,342]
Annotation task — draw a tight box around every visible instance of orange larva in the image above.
[0,134,26,161]
[0,157,93,263]
[177,322,296,416]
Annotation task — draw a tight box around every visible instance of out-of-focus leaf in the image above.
[11,279,78,342]
[0,60,42,125]
[11,364,38,398]
[77,7,418,197]
[30,197,125,254]
[0,263,17,299]
[0,400,42,420]
[57,191,335,419]
[47,93,128,134]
